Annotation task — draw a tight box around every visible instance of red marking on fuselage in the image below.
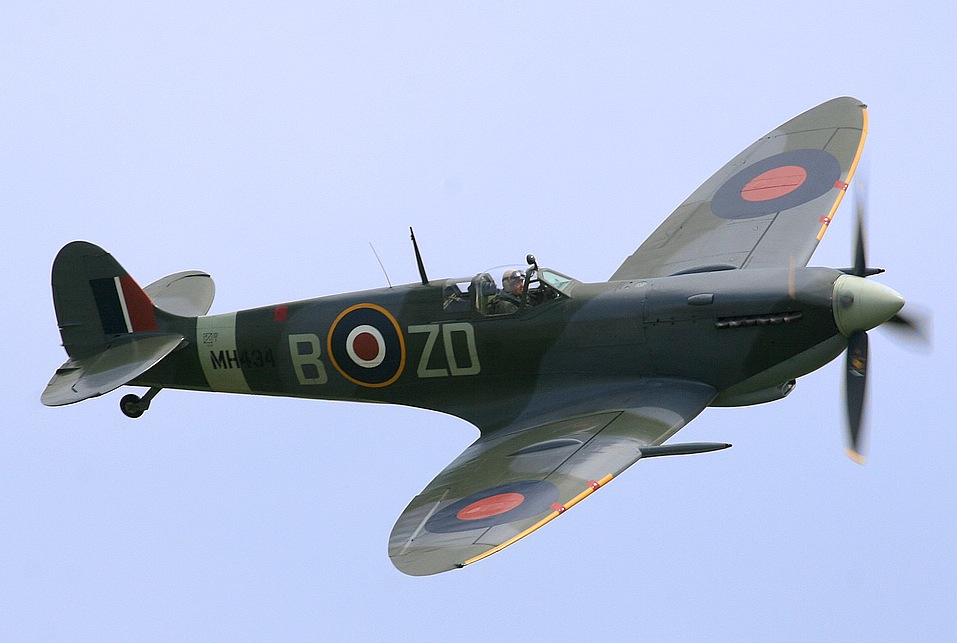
[274,306,288,322]
[119,275,158,332]
[834,180,849,190]
[457,493,525,520]
[352,332,380,362]
[740,166,807,202]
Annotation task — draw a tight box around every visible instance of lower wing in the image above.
[388,378,722,576]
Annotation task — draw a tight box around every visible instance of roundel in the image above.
[327,303,405,387]
[710,149,842,220]
[425,480,560,534]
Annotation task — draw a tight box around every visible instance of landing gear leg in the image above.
[120,387,162,419]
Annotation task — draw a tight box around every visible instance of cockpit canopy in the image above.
[440,264,575,317]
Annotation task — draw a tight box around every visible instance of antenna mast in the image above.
[410,227,429,286]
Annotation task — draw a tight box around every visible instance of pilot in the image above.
[489,269,524,314]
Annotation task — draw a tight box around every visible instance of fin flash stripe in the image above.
[90,276,157,335]
[118,275,158,332]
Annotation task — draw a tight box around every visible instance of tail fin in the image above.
[52,241,162,358]
[42,242,184,407]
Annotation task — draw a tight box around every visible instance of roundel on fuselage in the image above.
[327,303,405,387]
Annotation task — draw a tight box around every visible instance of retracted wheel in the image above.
[120,394,145,419]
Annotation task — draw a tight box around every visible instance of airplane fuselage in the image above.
[134,266,848,430]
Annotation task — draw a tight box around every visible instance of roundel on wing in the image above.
[710,149,842,220]
[424,480,560,533]
[327,303,405,387]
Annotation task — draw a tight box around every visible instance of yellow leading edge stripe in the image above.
[816,104,869,241]
[460,473,615,568]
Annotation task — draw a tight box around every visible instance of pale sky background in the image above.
[3,3,955,641]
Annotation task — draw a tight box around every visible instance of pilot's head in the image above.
[502,269,525,295]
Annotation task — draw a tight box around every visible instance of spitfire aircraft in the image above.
[43,97,924,576]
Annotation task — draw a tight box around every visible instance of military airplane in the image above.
[43,97,924,576]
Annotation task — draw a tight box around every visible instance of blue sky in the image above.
[3,3,954,640]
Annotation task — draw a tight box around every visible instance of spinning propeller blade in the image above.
[844,330,868,464]
[838,177,928,463]
[853,192,868,279]
[885,309,931,345]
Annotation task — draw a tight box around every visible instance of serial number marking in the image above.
[209,348,276,370]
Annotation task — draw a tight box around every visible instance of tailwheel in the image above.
[119,387,162,419]
[120,394,145,418]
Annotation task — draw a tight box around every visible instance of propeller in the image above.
[884,309,931,343]
[838,180,930,464]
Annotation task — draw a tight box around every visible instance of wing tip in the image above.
[458,473,615,569]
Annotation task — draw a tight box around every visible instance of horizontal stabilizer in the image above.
[638,442,731,458]
[144,270,215,317]
[41,333,183,406]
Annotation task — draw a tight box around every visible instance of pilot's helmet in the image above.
[502,269,525,293]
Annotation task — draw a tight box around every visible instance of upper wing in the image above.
[611,97,868,281]
[388,378,718,576]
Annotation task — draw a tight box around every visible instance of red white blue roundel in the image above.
[327,303,405,387]
[711,149,842,220]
